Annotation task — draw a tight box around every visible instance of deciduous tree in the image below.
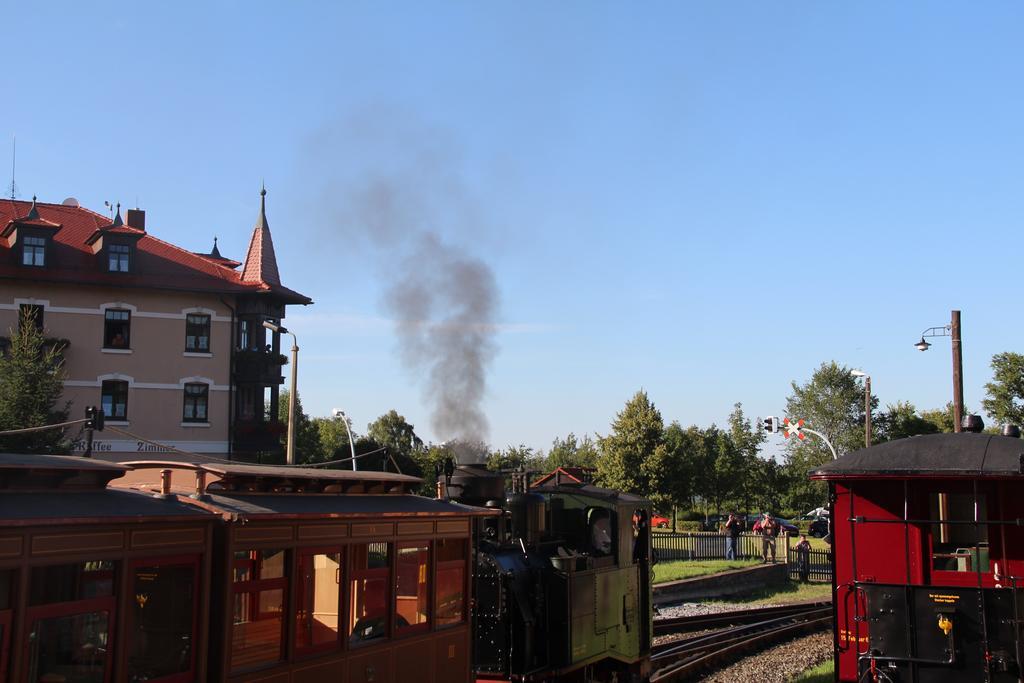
[783,361,875,511]
[596,390,664,495]
[982,352,1024,428]
[545,432,599,471]
[278,390,322,464]
[875,401,940,442]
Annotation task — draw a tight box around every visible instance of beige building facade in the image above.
[0,192,310,460]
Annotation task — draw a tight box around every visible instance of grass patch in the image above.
[710,579,834,606]
[653,558,761,583]
[790,658,834,682]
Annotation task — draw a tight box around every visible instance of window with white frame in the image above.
[182,383,209,423]
[185,314,211,352]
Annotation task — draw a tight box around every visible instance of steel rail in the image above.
[654,601,832,636]
[649,606,833,682]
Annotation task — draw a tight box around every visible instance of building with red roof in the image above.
[0,190,311,460]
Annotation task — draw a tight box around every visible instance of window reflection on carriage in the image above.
[26,561,117,683]
[127,561,196,682]
[435,538,466,626]
[231,549,287,671]
[395,543,429,634]
[349,543,390,644]
[295,550,342,653]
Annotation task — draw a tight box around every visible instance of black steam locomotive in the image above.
[442,463,654,683]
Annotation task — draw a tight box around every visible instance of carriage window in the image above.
[930,493,990,573]
[28,611,111,682]
[231,549,287,671]
[27,562,116,682]
[349,543,390,644]
[435,538,466,626]
[127,561,197,681]
[395,543,429,634]
[296,550,342,654]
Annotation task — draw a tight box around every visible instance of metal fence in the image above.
[786,546,833,582]
[652,532,764,561]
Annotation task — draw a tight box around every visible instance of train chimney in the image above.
[443,463,505,507]
[962,414,985,433]
[1002,424,1021,438]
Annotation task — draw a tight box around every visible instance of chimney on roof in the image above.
[126,208,145,231]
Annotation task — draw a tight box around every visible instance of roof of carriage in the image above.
[810,432,1024,480]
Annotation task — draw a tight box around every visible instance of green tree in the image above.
[0,308,71,454]
[982,352,1024,428]
[366,410,426,475]
[783,361,876,511]
[278,390,322,464]
[875,401,940,442]
[651,421,695,518]
[487,444,544,472]
[544,432,599,471]
[312,415,355,465]
[920,403,962,433]
[727,403,766,513]
[596,390,664,495]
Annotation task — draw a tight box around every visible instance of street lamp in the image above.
[850,370,871,449]
[914,309,964,433]
[263,321,298,465]
[331,409,358,471]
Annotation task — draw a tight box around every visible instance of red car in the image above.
[651,513,671,528]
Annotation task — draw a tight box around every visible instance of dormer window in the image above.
[22,236,46,267]
[108,244,131,272]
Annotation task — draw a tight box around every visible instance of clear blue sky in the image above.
[9,2,1024,452]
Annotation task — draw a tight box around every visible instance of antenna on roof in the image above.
[103,200,114,219]
[8,136,17,200]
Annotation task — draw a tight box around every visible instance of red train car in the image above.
[812,430,1024,683]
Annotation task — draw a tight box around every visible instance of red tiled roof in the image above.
[0,198,311,304]
[531,466,594,487]
[240,191,281,287]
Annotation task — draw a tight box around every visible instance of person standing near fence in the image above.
[795,534,812,582]
[724,512,743,560]
[752,512,780,563]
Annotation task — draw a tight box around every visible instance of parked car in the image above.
[701,514,726,532]
[809,516,830,538]
[651,514,671,528]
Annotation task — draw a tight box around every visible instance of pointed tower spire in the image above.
[240,185,281,286]
[210,236,222,259]
[112,202,123,227]
[26,195,39,220]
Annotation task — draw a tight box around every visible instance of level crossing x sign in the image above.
[783,417,805,440]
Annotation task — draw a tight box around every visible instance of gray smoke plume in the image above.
[309,114,500,446]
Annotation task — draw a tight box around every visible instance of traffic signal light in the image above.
[85,406,105,431]
[763,416,780,434]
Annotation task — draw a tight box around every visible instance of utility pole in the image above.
[951,310,964,433]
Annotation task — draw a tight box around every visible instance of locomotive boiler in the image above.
[443,463,653,683]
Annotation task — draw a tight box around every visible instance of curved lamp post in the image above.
[263,321,298,464]
[332,409,358,471]
[914,310,964,432]
[850,370,871,448]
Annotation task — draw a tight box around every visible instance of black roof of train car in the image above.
[810,432,1024,480]
[0,453,213,523]
[197,492,491,521]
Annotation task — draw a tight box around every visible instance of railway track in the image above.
[649,602,833,682]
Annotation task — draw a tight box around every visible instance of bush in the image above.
[674,521,702,532]
[678,510,702,522]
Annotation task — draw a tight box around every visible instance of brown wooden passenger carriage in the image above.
[0,455,487,683]
[0,454,215,683]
